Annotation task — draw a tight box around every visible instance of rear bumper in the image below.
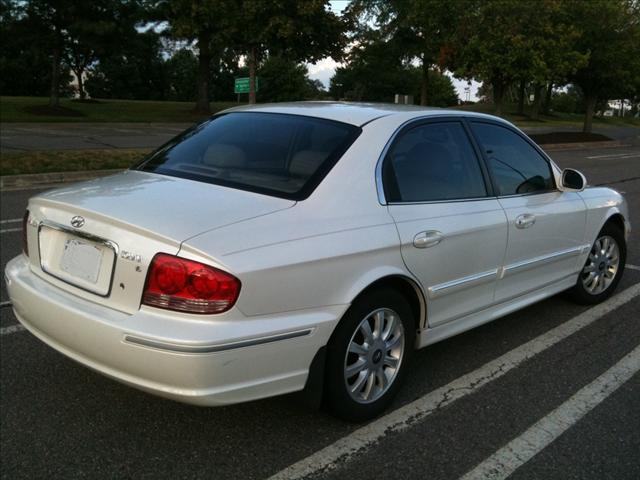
[5,255,345,406]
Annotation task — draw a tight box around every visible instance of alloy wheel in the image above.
[581,235,620,295]
[343,308,405,404]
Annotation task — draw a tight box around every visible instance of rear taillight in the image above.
[22,210,29,257]
[142,253,240,314]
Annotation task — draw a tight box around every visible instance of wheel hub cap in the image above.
[372,349,383,364]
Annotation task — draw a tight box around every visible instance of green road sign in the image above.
[234,77,259,94]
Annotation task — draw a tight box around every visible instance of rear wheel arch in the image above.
[348,275,426,333]
[302,275,426,411]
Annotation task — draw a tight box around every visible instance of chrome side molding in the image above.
[503,245,589,276]
[124,328,314,354]
[428,269,498,299]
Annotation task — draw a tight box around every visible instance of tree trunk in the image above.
[420,56,429,106]
[530,83,544,120]
[517,79,525,115]
[195,33,211,113]
[583,94,597,133]
[49,30,61,107]
[248,46,257,105]
[74,67,86,100]
[542,82,553,114]
[492,80,504,115]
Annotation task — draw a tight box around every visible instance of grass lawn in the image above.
[0,96,637,177]
[1,96,638,129]
[453,103,640,128]
[0,149,150,175]
[0,96,237,123]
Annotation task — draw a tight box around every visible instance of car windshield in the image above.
[136,112,361,200]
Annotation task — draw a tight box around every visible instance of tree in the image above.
[160,0,237,113]
[347,0,469,106]
[258,56,319,102]
[454,0,587,116]
[64,1,142,100]
[85,31,167,100]
[23,0,72,106]
[329,31,458,106]
[0,0,62,96]
[234,0,346,104]
[165,48,198,101]
[569,0,640,132]
[12,1,143,106]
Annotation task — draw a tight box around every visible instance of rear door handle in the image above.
[515,213,536,229]
[413,230,443,248]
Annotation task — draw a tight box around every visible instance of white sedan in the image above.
[5,103,630,421]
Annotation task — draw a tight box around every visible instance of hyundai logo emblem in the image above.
[70,216,85,228]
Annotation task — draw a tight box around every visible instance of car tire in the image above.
[568,222,626,305]
[325,287,415,422]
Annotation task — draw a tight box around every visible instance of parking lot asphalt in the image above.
[1,142,639,479]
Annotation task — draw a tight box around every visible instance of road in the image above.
[0,123,191,153]
[1,143,639,479]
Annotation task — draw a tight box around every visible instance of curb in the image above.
[540,140,624,151]
[0,169,123,190]
[0,139,629,189]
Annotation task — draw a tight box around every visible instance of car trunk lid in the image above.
[26,171,294,314]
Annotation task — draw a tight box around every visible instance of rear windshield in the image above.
[136,112,361,200]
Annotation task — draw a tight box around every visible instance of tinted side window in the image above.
[383,122,487,202]
[471,122,555,196]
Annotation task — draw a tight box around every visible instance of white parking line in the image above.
[586,152,640,159]
[626,264,640,271]
[268,283,640,480]
[459,343,640,480]
[0,324,25,336]
[0,301,12,307]
[0,218,21,224]
[0,227,21,234]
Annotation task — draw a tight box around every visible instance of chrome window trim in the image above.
[123,328,314,354]
[374,115,495,206]
[388,196,499,206]
[37,220,119,298]
[428,269,498,299]
[496,189,561,200]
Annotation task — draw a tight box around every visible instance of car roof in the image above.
[222,101,509,127]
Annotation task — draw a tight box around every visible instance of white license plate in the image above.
[59,238,104,284]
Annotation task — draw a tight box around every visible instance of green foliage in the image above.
[85,32,167,100]
[165,49,198,101]
[258,57,318,102]
[234,0,346,63]
[0,0,72,96]
[550,86,585,114]
[329,34,458,107]
[233,0,346,102]
[569,0,640,101]
[453,0,589,113]
[347,0,469,105]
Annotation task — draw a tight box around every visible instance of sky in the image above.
[307,0,481,101]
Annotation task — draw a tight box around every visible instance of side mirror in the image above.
[561,168,586,192]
